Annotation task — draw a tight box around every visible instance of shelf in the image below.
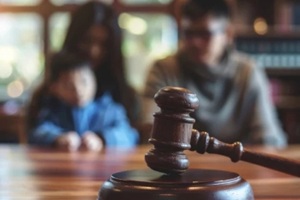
[275,96,300,110]
[266,68,300,76]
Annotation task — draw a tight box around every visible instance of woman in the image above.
[27,1,141,145]
[62,1,140,126]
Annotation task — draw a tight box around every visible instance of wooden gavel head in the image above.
[144,86,200,174]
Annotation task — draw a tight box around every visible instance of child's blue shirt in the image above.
[29,92,139,147]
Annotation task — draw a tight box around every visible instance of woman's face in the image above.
[77,25,109,67]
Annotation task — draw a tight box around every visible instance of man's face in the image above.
[181,15,231,66]
[51,66,96,107]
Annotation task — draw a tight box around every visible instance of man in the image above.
[141,0,287,147]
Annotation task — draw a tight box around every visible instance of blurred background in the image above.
[0,0,300,144]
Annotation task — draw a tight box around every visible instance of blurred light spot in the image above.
[0,63,13,79]
[254,18,268,35]
[3,100,20,115]
[0,47,17,62]
[7,80,24,98]
[119,13,147,35]
[158,0,171,3]
[119,13,130,29]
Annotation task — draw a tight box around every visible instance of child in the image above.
[28,51,139,151]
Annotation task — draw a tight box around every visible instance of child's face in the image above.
[51,66,96,107]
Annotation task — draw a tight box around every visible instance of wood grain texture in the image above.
[0,145,299,199]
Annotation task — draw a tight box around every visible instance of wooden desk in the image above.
[0,145,299,200]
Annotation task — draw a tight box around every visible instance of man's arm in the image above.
[246,66,287,147]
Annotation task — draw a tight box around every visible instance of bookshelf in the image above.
[233,0,300,143]
[235,35,300,68]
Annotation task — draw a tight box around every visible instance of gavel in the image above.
[145,86,300,177]
[99,86,300,200]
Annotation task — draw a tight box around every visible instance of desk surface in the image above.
[0,144,300,200]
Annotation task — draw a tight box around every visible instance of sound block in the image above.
[98,169,254,200]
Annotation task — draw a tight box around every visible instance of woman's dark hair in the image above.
[62,1,139,125]
[182,0,232,20]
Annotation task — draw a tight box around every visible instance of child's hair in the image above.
[182,0,232,20]
[49,51,92,83]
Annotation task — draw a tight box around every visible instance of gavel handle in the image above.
[191,130,300,177]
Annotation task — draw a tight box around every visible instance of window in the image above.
[120,13,177,91]
[0,0,41,5]
[49,12,70,52]
[0,13,43,103]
